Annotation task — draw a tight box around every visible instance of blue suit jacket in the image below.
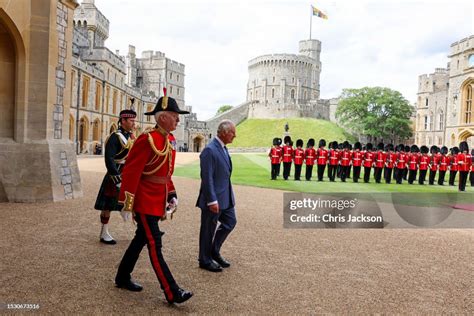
[196,138,235,210]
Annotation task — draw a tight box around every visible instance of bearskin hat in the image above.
[459,141,469,153]
[283,136,291,145]
[331,141,339,150]
[354,141,362,150]
[410,144,419,153]
[365,142,373,151]
[404,145,410,153]
[343,141,350,149]
[272,137,279,146]
[307,138,315,147]
[319,139,326,148]
[452,146,460,155]
[420,145,429,154]
[440,146,448,155]
[377,142,384,151]
[296,139,304,147]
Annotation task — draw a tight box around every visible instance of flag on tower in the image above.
[312,5,328,19]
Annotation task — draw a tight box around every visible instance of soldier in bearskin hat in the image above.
[282,136,293,180]
[373,142,385,183]
[428,145,439,185]
[293,139,305,180]
[384,144,396,184]
[394,144,407,184]
[316,139,328,181]
[94,100,137,245]
[352,142,363,182]
[340,141,352,182]
[437,146,449,185]
[276,137,283,176]
[327,141,339,182]
[418,145,430,185]
[362,142,374,183]
[403,145,410,180]
[448,147,460,186]
[407,144,419,184]
[457,141,471,191]
[269,137,282,180]
[304,138,316,181]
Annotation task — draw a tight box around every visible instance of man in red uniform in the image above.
[437,146,449,185]
[340,142,352,182]
[448,147,460,186]
[327,141,340,182]
[362,143,374,183]
[470,149,474,187]
[407,145,419,184]
[115,93,193,304]
[269,138,282,180]
[384,144,396,184]
[293,139,305,180]
[428,145,439,185]
[316,139,328,181]
[394,144,407,184]
[457,141,471,191]
[418,145,430,185]
[352,142,363,183]
[304,138,316,181]
[282,136,293,180]
[373,143,386,183]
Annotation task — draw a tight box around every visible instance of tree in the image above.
[216,105,233,115]
[336,87,414,143]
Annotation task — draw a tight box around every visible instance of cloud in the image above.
[94,0,473,120]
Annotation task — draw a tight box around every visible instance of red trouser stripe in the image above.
[140,213,173,301]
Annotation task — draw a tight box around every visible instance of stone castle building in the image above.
[415,35,474,148]
[70,0,208,154]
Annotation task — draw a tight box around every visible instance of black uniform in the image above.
[94,127,134,211]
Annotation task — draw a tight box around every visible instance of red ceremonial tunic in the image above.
[385,152,397,168]
[317,148,328,165]
[450,155,459,172]
[340,150,352,166]
[328,149,340,166]
[408,153,419,171]
[374,151,386,168]
[430,154,440,171]
[293,148,305,165]
[457,153,472,172]
[438,155,449,171]
[119,128,176,217]
[304,148,316,166]
[269,146,282,164]
[363,151,374,168]
[396,152,407,169]
[352,151,363,167]
[282,145,294,163]
[419,155,429,170]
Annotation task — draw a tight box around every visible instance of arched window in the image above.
[92,119,100,141]
[304,91,307,99]
[424,115,428,130]
[291,89,295,99]
[95,82,101,111]
[429,112,433,131]
[438,110,444,130]
[69,115,74,141]
[462,84,472,124]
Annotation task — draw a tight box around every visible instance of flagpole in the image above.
[309,5,312,39]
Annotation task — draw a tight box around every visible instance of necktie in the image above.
[224,146,232,170]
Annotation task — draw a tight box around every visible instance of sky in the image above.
[92,0,474,120]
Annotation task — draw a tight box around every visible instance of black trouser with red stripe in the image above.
[116,213,178,302]
[305,165,313,180]
[271,164,279,180]
[449,171,457,185]
[283,162,292,180]
[328,165,337,181]
[408,169,417,184]
[340,166,350,182]
[384,167,393,184]
[458,171,468,191]
[352,166,361,182]
[418,169,427,184]
[429,170,437,185]
[294,164,302,180]
[363,167,371,183]
[374,167,383,183]
[317,164,326,181]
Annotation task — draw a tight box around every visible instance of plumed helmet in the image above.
[296,139,304,147]
[145,88,189,115]
[319,139,326,148]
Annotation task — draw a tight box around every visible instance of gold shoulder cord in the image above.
[142,132,173,175]
[114,133,134,162]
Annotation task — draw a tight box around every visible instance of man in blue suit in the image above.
[196,120,237,272]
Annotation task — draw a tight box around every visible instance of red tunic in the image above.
[374,151,386,168]
[457,153,472,172]
[385,152,397,168]
[408,153,419,171]
[352,151,363,167]
[396,152,407,169]
[429,154,440,171]
[119,128,177,217]
[328,149,340,166]
[304,148,316,166]
[293,148,305,165]
[363,151,374,168]
[419,155,429,170]
[438,155,449,171]
[282,146,294,163]
[450,155,459,171]
[317,148,328,165]
[269,146,282,164]
[340,150,352,167]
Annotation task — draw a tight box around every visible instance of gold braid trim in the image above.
[143,132,173,175]
[122,191,135,212]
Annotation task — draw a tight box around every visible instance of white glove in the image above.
[166,197,178,220]
[121,210,132,222]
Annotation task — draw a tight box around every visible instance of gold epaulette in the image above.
[142,129,173,175]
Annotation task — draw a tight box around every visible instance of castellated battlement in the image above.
[417,68,449,94]
[248,54,316,69]
[449,35,474,56]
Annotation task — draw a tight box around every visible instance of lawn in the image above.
[229,118,357,148]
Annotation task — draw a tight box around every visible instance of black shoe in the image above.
[167,288,193,304]
[115,279,143,292]
[199,261,222,272]
[212,254,230,268]
[100,238,117,245]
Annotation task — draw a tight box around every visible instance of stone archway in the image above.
[192,134,205,152]
[0,17,16,139]
[79,116,89,153]
[458,130,474,149]
[109,123,117,134]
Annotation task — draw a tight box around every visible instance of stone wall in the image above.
[206,101,253,136]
